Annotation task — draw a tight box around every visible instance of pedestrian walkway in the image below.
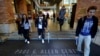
[8,31,75,40]
[0,40,100,56]
[29,19,76,32]
[0,18,100,56]
[8,18,76,40]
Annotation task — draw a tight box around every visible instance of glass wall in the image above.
[63,0,77,4]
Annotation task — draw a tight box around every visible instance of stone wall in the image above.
[0,0,15,24]
[15,0,27,14]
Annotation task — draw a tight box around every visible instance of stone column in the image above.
[15,0,27,14]
[56,3,60,14]
[0,0,16,33]
[27,4,33,14]
[0,0,17,41]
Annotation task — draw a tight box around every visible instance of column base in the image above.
[0,23,17,33]
[0,23,17,42]
[92,36,100,46]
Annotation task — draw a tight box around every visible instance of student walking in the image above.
[75,6,98,56]
[22,14,31,44]
[59,6,66,31]
[35,11,47,44]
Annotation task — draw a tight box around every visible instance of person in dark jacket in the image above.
[59,6,66,31]
[16,14,22,35]
[35,11,47,44]
[75,6,98,56]
[53,12,56,22]
[46,13,49,19]
[22,14,31,44]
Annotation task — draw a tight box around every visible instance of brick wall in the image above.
[75,0,100,25]
[0,0,14,24]
[0,0,33,24]
[15,0,27,14]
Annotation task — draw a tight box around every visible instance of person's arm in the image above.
[91,17,98,38]
[35,18,38,27]
[44,19,48,32]
[64,10,66,20]
[59,10,61,18]
[44,19,47,28]
[75,18,82,37]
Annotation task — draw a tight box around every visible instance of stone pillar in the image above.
[0,0,17,42]
[27,4,33,14]
[27,3,34,32]
[56,3,60,14]
[0,0,16,33]
[15,0,27,14]
[27,4,32,11]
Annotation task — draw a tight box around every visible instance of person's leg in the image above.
[29,20,33,32]
[25,29,30,44]
[38,29,41,38]
[41,29,45,39]
[20,27,24,36]
[53,17,55,22]
[18,27,20,35]
[59,19,62,31]
[23,30,27,42]
[84,35,91,56]
[59,19,64,31]
[41,29,45,43]
[77,34,84,52]
[62,19,64,26]
[26,29,30,41]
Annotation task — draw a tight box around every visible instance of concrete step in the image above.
[0,36,8,42]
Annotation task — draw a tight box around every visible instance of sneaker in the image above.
[42,39,44,44]
[25,39,27,43]
[27,41,30,44]
[39,35,41,39]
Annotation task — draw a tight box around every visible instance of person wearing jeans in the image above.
[77,34,91,56]
[22,14,31,44]
[35,11,47,44]
[75,6,98,56]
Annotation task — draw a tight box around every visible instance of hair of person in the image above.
[38,11,42,14]
[21,14,28,23]
[23,14,29,23]
[62,5,65,7]
[87,6,97,12]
